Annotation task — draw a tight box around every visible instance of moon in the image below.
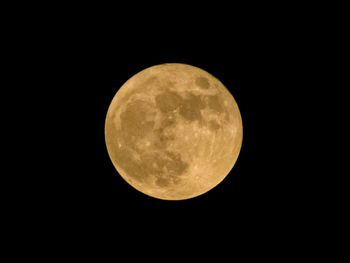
[105,63,243,200]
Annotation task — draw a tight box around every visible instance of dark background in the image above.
[13,6,321,249]
[5,3,338,257]
[53,27,303,228]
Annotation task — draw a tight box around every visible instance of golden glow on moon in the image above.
[105,63,243,200]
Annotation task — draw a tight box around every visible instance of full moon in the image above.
[105,63,243,200]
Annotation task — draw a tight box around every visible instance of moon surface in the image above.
[105,63,243,200]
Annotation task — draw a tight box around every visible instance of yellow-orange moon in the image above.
[105,63,243,200]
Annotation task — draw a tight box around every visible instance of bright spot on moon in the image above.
[105,63,243,200]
